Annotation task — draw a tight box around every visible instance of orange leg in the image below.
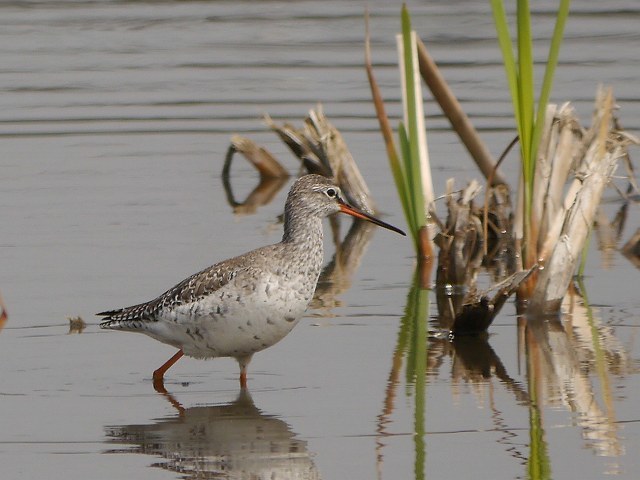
[240,366,248,389]
[237,354,252,389]
[153,349,184,392]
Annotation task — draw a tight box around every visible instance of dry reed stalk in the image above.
[415,38,507,186]
[435,180,534,334]
[532,87,624,312]
[265,109,377,214]
[536,104,584,261]
[482,136,517,258]
[435,180,477,326]
[221,136,290,215]
[436,179,483,288]
[307,108,376,214]
[546,104,581,216]
[448,180,482,284]
[532,104,558,245]
[364,14,404,199]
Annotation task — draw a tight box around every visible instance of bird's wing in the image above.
[98,260,242,328]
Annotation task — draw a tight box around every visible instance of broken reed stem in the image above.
[537,104,582,261]
[364,11,414,232]
[306,108,377,214]
[531,87,622,312]
[532,104,558,246]
[265,109,377,214]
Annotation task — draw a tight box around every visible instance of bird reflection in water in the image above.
[104,388,320,480]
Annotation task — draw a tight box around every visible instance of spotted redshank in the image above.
[99,174,405,389]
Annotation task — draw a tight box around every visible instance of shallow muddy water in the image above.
[1,1,639,479]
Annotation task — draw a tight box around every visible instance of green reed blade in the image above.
[491,0,521,132]
[401,5,427,232]
[399,122,419,247]
[517,0,534,173]
[531,0,571,169]
[492,0,569,264]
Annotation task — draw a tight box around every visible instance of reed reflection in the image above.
[428,283,533,472]
[378,233,632,480]
[621,226,640,268]
[222,173,289,216]
[433,283,630,476]
[523,281,631,461]
[377,269,428,480]
[221,135,290,216]
[104,389,320,480]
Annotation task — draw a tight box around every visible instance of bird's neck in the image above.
[282,213,324,248]
[280,214,325,284]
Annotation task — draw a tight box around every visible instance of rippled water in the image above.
[1,1,638,479]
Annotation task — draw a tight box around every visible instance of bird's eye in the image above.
[326,188,337,198]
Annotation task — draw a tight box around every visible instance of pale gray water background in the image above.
[0,0,639,479]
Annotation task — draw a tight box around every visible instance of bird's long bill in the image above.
[338,199,406,236]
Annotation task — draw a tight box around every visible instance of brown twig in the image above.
[364,10,401,180]
[416,37,507,186]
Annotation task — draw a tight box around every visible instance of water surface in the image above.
[1,1,639,479]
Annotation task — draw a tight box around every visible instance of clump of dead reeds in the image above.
[367,3,636,319]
